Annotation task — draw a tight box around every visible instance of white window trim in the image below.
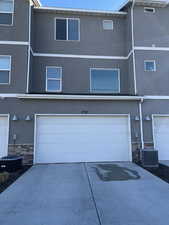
[46,66,62,92]
[0,55,11,85]
[144,7,155,13]
[103,20,114,30]
[144,60,156,72]
[54,17,80,41]
[0,0,14,26]
[90,68,120,93]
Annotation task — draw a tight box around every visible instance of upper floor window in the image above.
[144,7,155,13]
[0,0,14,25]
[46,67,62,92]
[144,60,156,72]
[55,18,80,41]
[0,56,11,84]
[90,68,120,93]
[103,20,113,30]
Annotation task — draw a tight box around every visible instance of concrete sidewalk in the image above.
[0,162,169,225]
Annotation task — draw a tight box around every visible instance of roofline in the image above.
[118,0,169,11]
[32,0,41,7]
[34,6,127,16]
[118,0,130,11]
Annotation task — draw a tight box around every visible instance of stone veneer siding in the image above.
[7,142,154,165]
[8,144,34,165]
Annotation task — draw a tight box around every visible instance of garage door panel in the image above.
[0,116,8,158]
[35,116,131,163]
[154,116,169,160]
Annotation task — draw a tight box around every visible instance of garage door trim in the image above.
[34,114,132,164]
[152,114,169,152]
[0,114,9,158]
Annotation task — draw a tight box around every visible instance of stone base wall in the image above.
[8,142,155,165]
[132,142,141,162]
[8,144,34,165]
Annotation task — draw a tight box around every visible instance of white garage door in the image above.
[0,116,9,158]
[35,115,131,164]
[153,116,169,160]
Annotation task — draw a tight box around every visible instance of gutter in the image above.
[34,7,127,16]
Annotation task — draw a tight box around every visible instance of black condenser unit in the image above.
[140,149,159,168]
[0,156,23,172]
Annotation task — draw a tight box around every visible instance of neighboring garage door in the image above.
[153,115,169,160]
[35,115,131,164]
[0,116,9,158]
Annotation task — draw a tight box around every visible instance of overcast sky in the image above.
[40,0,126,11]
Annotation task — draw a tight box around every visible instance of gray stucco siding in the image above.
[133,5,169,47]
[127,53,135,95]
[0,45,28,93]
[31,56,130,94]
[142,100,169,145]
[125,7,132,55]
[0,0,29,42]
[33,12,126,56]
[135,50,169,95]
[0,98,139,145]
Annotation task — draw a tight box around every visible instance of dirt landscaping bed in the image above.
[137,163,169,184]
[0,166,31,194]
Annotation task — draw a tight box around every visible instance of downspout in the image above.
[131,0,137,95]
[26,2,32,93]
[139,98,144,149]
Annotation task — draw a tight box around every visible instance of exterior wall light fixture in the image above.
[134,116,140,121]
[145,115,151,121]
[25,115,32,121]
[12,115,19,121]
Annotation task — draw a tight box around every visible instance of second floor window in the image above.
[46,67,62,92]
[0,0,14,25]
[103,20,113,30]
[0,56,11,84]
[144,60,156,72]
[90,68,120,93]
[55,18,80,41]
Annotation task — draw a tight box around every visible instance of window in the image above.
[144,60,156,72]
[0,0,14,25]
[90,68,120,93]
[144,7,155,13]
[0,56,11,84]
[55,18,80,41]
[46,67,62,92]
[103,20,113,30]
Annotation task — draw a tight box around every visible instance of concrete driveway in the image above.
[0,162,169,225]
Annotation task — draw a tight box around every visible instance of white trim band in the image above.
[17,94,142,101]
[134,46,169,51]
[144,96,169,100]
[33,52,128,60]
[0,41,29,46]
[2,94,169,101]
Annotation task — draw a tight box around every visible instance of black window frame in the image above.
[55,17,80,41]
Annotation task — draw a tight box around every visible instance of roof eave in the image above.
[34,7,127,17]
[32,0,41,7]
[118,0,168,11]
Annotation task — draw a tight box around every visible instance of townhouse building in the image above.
[0,0,169,164]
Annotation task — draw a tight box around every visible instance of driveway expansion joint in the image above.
[83,162,102,225]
